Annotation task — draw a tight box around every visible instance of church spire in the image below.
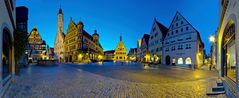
[120,35,122,41]
[58,4,63,14]
[57,5,64,33]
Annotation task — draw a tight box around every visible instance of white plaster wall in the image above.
[148,21,164,56]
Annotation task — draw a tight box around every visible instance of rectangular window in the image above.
[178,45,183,50]
[181,21,183,24]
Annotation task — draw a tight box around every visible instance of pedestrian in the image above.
[209,64,212,70]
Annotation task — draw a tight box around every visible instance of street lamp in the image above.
[209,35,216,70]
[209,36,216,43]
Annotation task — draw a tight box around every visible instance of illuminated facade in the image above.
[128,48,137,62]
[114,35,127,61]
[0,0,16,96]
[64,18,104,63]
[162,12,204,68]
[104,50,115,61]
[148,18,168,64]
[54,7,65,63]
[26,27,47,63]
[217,0,239,96]
[141,34,150,62]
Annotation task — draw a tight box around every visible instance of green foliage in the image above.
[14,29,28,63]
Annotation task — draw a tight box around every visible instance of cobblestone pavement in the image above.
[4,62,227,98]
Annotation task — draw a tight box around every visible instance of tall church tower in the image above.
[54,6,65,63]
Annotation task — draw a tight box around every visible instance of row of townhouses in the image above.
[136,12,204,68]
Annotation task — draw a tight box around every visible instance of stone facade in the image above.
[148,18,168,64]
[114,35,127,61]
[0,0,16,96]
[217,0,239,97]
[64,18,104,63]
[162,12,204,68]
[54,7,65,63]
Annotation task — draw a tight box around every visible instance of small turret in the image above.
[77,21,84,30]
[93,30,99,44]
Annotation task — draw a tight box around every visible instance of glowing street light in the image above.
[209,36,216,42]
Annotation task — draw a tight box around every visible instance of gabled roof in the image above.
[154,19,168,39]
[166,11,204,46]
[141,34,150,46]
[104,50,115,53]
[168,11,200,33]
[82,30,93,40]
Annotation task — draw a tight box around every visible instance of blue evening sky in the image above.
[16,0,218,54]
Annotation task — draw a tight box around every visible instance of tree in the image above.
[14,29,28,75]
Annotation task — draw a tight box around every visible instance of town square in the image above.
[0,0,239,98]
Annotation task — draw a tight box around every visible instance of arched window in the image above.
[177,58,183,64]
[185,57,192,64]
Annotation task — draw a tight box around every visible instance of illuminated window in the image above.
[185,57,192,64]
[178,58,183,64]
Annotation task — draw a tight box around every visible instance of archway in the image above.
[165,55,170,65]
[2,28,12,79]
[185,57,192,64]
[222,19,236,82]
[177,58,183,64]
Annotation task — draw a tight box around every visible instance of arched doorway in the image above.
[2,28,12,79]
[177,58,183,64]
[222,20,236,82]
[165,55,170,65]
[185,57,192,64]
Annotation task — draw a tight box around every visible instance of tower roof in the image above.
[58,5,63,14]
[93,30,99,36]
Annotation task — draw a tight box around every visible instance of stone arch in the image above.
[218,13,238,82]
[185,57,192,64]
[1,27,13,79]
[177,57,183,64]
[165,55,170,65]
[218,13,238,78]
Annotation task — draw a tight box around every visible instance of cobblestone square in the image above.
[4,62,226,98]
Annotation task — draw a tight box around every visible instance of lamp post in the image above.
[209,35,216,70]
